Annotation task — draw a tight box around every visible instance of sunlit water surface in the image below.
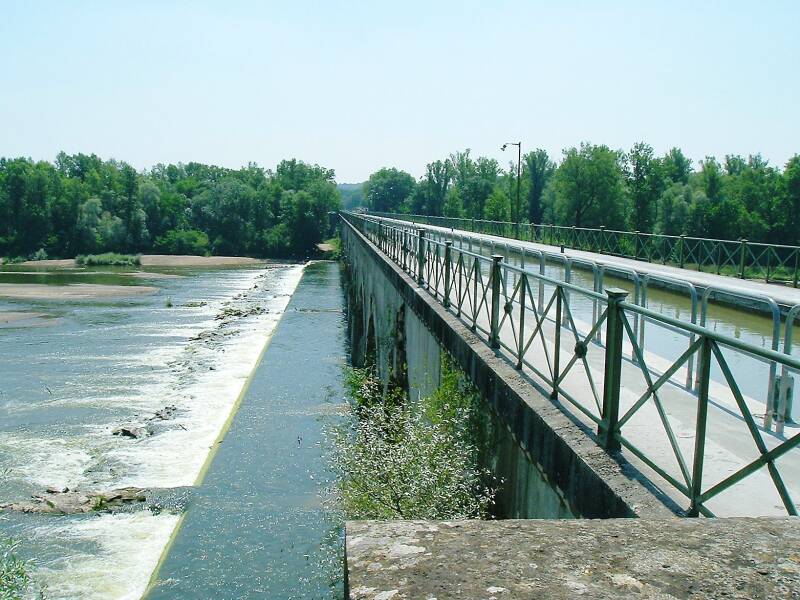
[0,263,305,599]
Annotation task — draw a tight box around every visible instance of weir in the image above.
[339,213,800,597]
[144,262,347,599]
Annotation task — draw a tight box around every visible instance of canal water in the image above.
[0,260,346,599]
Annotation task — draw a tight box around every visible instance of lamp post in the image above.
[502,141,522,239]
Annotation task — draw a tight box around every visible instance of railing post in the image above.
[402,230,409,271]
[599,225,606,253]
[489,255,503,349]
[634,231,640,260]
[679,234,686,269]
[598,288,629,451]
[793,251,799,289]
[516,273,527,369]
[572,225,577,249]
[417,229,426,286]
[739,238,748,279]
[443,241,453,308]
[551,286,563,400]
[765,248,772,283]
[688,336,712,517]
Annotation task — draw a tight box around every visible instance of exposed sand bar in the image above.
[0,283,158,299]
[14,255,266,268]
[14,258,75,268]
[140,255,265,266]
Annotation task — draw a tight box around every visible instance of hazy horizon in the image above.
[3,1,799,182]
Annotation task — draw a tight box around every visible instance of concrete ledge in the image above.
[346,518,800,599]
[341,217,674,519]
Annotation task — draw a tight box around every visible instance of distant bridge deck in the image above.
[345,213,800,518]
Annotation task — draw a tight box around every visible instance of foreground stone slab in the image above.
[346,518,800,599]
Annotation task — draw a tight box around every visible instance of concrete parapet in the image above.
[346,518,800,599]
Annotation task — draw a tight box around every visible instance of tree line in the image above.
[0,153,340,259]
[362,144,800,244]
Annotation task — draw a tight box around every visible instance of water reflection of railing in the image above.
[369,212,800,287]
[342,212,800,517]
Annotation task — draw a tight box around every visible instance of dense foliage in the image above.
[337,182,365,211]
[327,367,495,520]
[0,153,340,259]
[364,145,800,244]
[0,517,35,600]
[75,253,141,266]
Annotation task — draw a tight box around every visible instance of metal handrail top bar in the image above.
[620,300,800,370]
[363,216,609,301]
[348,212,800,372]
[499,261,608,301]
[365,213,798,308]
[372,211,800,251]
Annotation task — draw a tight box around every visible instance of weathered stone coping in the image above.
[345,518,800,599]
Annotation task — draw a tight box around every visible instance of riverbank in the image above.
[9,255,267,269]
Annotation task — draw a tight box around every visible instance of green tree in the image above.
[522,149,555,223]
[784,155,800,244]
[443,187,465,218]
[363,168,415,212]
[154,229,210,255]
[662,147,693,184]
[656,182,698,235]
[417,160,452,216]
[554,143,626,228]
[627,142,665,232]
[724,155,781,242]
[700,156,724,201]
[483,188,511,221]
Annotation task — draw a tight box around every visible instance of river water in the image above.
[0,261,317,598]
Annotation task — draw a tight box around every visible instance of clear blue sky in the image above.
[2,1,798,182]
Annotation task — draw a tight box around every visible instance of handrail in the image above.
[370,211,800,287]
[342,211,800,517]
[778,305,800,434]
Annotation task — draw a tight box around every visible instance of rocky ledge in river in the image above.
[112,425,149,438]
[0,486,147,514]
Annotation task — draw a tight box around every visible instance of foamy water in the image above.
[0,263,305,599]
[33,513,180,600]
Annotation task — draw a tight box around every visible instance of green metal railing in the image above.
[342,211,800,517]
[369,212,800,287]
